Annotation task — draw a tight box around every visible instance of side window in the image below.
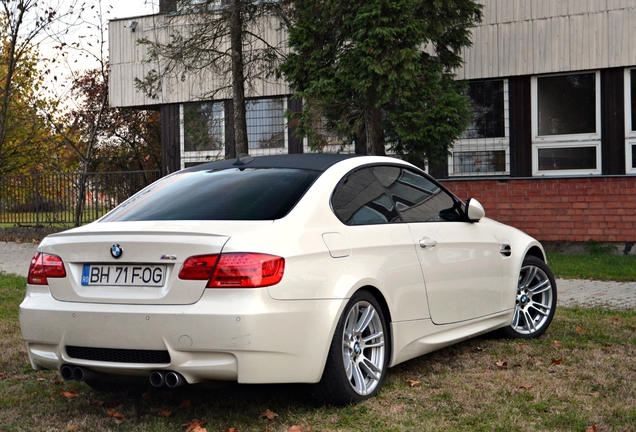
[332,168,400,225]
[372,166,463,222]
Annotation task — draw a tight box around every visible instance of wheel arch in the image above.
[525,245,546,262]
[355,285,393,354]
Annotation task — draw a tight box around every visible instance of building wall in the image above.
[109,14,289,108]
[442,176,636,242]
[458,0,636,80]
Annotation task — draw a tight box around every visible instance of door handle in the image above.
[419,238,438,249]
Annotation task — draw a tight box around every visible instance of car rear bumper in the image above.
[19,285,345,384]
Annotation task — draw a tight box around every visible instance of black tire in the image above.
[500,255,557,339]
[314,291,390,405]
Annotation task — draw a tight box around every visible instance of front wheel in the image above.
[314,291,389,405]
[500,255,557,339]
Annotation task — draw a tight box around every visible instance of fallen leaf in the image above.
[261,409,278,420]
[106,409,124,419]
[495,360,508,368]
[406,379,421,387]
[519,384,533,390]
[156,408,172,418]
[551,358,563,365]
[183,420,207,432]
[585,424,599,432]
[518,343,525,347]
[288,425,311,432]
[221,428,236,432]
[179,399,192,408]
[37,378,46,381]
[0,372,6,379]
[61,389,78,399]
[66,425,80,431]
[551,340,562,349]
[535,361,544,366]
[576,327,583,333]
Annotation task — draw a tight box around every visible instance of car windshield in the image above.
[100,168,320,221]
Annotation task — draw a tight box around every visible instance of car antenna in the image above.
[233,153,255,166]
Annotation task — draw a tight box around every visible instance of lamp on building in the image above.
[125,20,138,33]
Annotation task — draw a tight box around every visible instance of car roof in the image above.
[181,153,364,173]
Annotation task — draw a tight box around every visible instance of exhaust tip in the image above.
[149,371,166,388]
[165,371,186,388]
[60,365,74,381]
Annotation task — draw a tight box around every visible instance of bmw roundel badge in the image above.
[111,244,123,259]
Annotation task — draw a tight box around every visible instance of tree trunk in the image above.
[364,106,386,156]
[230,0,249,155]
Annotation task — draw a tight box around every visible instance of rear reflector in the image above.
[27,253,67,285]
[178,253,284,288]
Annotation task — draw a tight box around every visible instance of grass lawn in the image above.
[547,253,636,282]
[2,269,635,431]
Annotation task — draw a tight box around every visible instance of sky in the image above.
[37,0,157,104]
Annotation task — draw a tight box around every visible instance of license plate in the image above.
[81,264,166,287]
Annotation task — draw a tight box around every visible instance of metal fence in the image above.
[0,171,161,227]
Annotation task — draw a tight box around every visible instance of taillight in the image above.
[27,253,67,285]
[179,255,220,280]
[178,253,285,288]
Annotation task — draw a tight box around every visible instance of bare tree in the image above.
[0,0,83,172]
[136,0,288,155]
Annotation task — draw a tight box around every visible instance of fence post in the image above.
[94,173,99,221]
[35,173,40,227]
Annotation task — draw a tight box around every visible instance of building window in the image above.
[532,72,601,176]
[625,69,636,173]
[180,102,225,169]
[246,97,287,154]
[449,79,509,176]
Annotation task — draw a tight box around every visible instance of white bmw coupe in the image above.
[20,154,556,404]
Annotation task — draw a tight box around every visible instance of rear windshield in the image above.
[100,168,320,221]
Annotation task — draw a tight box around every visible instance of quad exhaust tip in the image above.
[61,365,187,388]
[150,370,186,388]
[60,365,99,382]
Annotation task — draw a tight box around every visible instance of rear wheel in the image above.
[314,291,389,405]
[500,255,557,339]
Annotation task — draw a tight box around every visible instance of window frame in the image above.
[624,68,636,174]
[531,71,602,176]
[532,141,601,176]
[179,102,226,170]
[449,79,510,177]
[246,97,289,156]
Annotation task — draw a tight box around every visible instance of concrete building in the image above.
[109,0,636,244]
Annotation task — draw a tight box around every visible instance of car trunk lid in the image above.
[39,221,272,305]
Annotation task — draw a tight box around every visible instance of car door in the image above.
[371,166,505,325]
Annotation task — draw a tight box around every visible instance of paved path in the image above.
[1,241,634,310]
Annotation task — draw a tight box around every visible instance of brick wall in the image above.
[441,177,636,243]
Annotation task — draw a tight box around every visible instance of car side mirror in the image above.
[466,198,485,222]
